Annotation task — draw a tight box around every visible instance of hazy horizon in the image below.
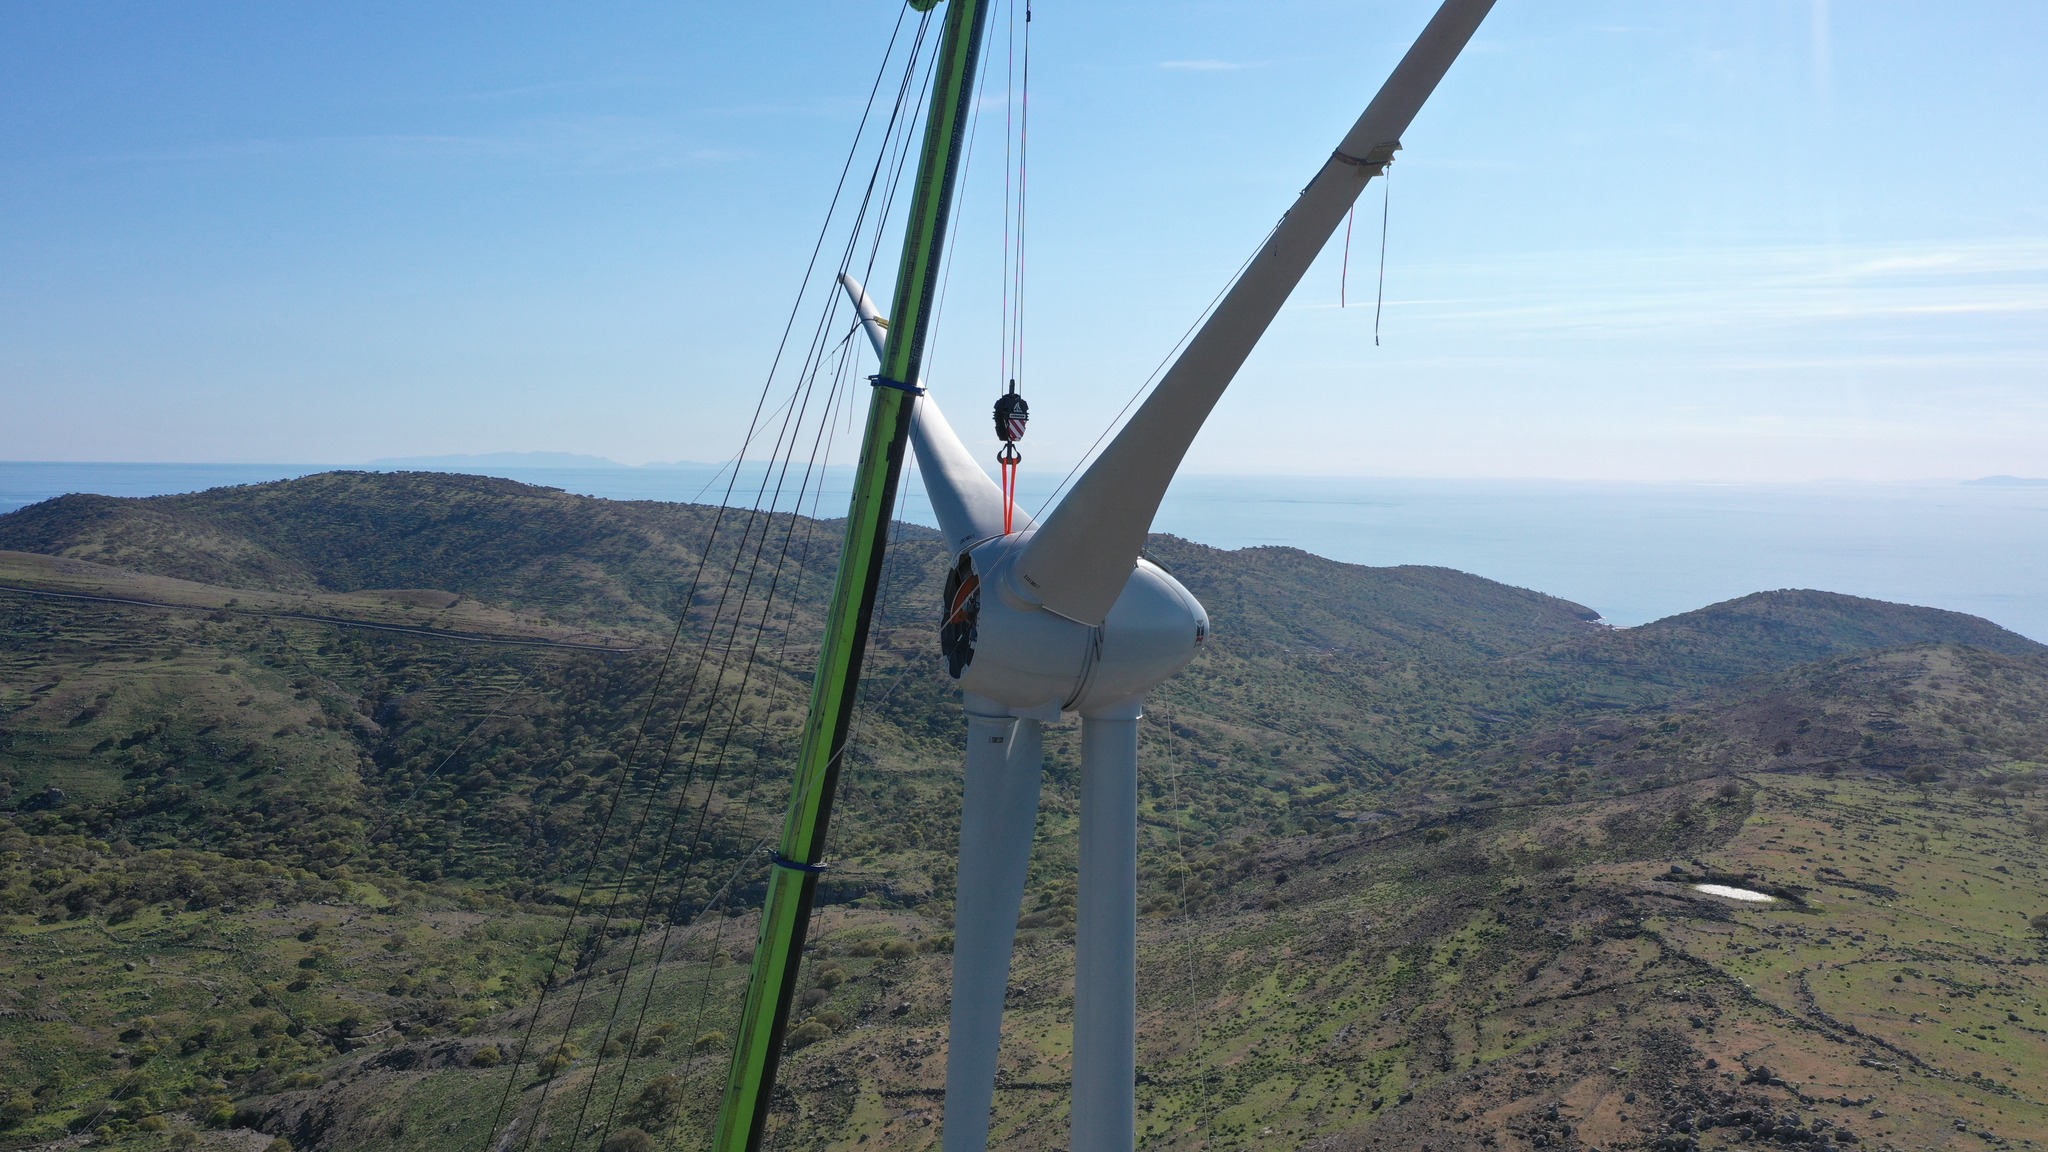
[6,460,2045,643]
[1,455,2042,487]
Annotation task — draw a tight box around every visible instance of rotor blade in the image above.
[839,272,1022,553]
[1012,0,1495,624]
[943,708,1045,1152]
[839,271,891,360]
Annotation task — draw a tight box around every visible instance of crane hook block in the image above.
[994,388,1029,443]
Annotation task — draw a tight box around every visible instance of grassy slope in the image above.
[1,472,2044,1151]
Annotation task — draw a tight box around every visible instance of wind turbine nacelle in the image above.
[943,534,1208,718]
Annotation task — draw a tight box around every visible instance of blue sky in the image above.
[3,1,2044,481]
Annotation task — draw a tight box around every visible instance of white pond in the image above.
[1695,883,1776,903]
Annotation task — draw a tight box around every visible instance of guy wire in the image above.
[599,336,861,1138]
[1030,219,1277,522]
[561,13,947,1147]
[478,7,929,1147]
[571,316,863,1145]
[540,307,849,1150]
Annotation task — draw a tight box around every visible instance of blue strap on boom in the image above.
[770,851,831,874]
[868,374,925,396]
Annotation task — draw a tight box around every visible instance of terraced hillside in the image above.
[1,472,2042,1151]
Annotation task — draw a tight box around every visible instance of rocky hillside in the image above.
[0,471,2042,1152]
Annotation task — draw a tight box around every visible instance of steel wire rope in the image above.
[596,262,909,1149]
[625,32,952,1100]
[901,0,1003,493]
[593,341,863,1141]
[780,450,922,1126]
[824,0,1024,794]
[563,7,965,1136]
[477,9,926,1147]
[1027,220,1279,524]
[684,384,813,506]
[655,416,853,1117]
[497,384,814,1148]
[637,32,953,1102]
[1373,159,1392,346]
[524,327,846,1151]
[547,19,948,1146]
[566,313,869,1146]
[751,24,1015,1119]
[579,432,847,1146]
[998,0,1017,387]
[711,204,938,1138]
[480,504,740,1150]
[768,13,945,855]
[500,256,872,1149]
[513,182,916,1149]
[663,0,949,964]
[1009,0,1032,390]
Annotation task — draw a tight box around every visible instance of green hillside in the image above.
[1523,589,2042,702]
[1,472,2043,1152]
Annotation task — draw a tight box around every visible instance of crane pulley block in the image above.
[994,386,1028,443]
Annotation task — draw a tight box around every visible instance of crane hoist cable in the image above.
[993,0,1032,537]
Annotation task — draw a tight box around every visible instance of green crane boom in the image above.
[711,1,991,1147]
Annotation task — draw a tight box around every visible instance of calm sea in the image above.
[3,462,2044,643]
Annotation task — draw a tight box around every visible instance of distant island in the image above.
[368,451,632,469]
[1962,474,2048,486]
[365,452,729,471]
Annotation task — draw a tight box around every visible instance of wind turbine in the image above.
[842,2,1495,1149]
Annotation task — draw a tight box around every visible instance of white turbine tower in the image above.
[843,3,1494,1149]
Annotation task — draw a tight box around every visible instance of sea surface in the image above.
[3,461,2044,643]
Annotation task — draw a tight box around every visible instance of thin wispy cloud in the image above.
[1316,239,2048,337]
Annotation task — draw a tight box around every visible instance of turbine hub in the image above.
[940,533,1207,717]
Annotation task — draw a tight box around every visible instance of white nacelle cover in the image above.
[957,533,1207,718]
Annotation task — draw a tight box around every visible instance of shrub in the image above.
[625,1074,683,1127]
[600,1130,656,1152]
[469,1044,503,1068]
[536,1037,585,1074]
[785,1020,832,1050]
